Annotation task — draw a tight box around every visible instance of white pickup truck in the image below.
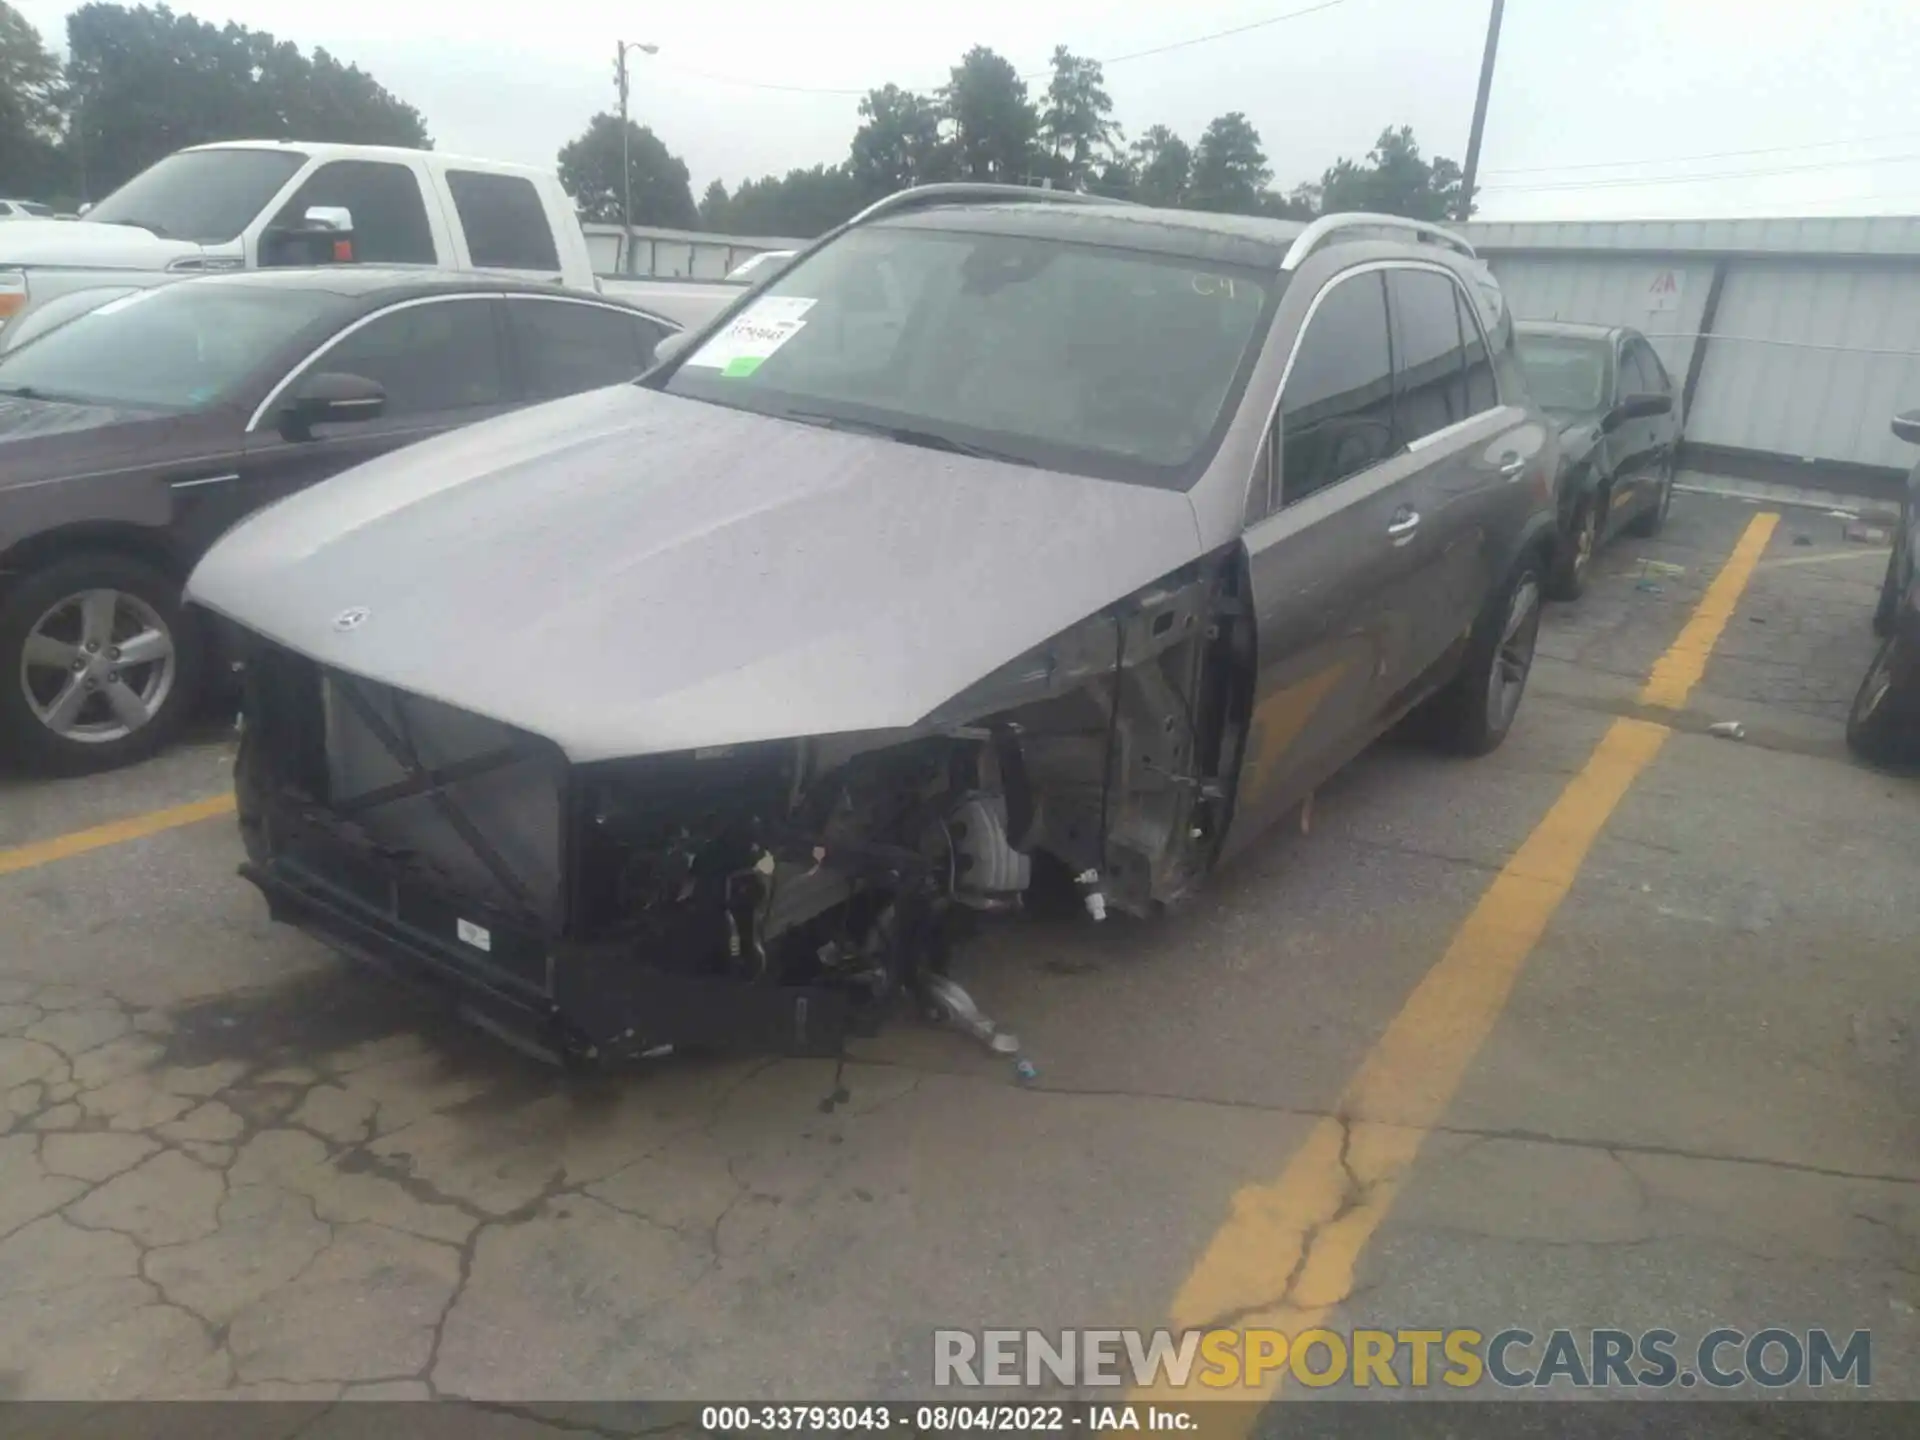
[0,140,739,331]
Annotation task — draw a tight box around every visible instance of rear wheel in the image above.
[0,552,204,775]
[1846,634,1916,769]
[1422,557,1545,757]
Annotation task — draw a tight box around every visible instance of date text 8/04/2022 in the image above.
[699,1404,1198,1433]
[932,1327,1874,1390]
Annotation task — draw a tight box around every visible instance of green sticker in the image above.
[722,356,763,378]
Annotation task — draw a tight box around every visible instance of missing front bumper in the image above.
[242,856,860,1064]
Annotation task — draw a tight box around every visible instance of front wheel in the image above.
[1845,634,1916,770]
[1628,459,1675,537]
[1421,559,1545,757]
[1873,531,1905,637]
[1547,498,1597,602]
[0,552,205,776]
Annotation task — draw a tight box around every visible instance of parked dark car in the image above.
[1849,409,1920,767]
[188,190,1561,1067]
[0,267,679,773]
[1514,320,1681,599]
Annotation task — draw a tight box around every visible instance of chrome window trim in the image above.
[1247,258,1511,520]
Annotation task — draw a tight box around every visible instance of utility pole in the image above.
[1458,0,1505,222]
[613,40,658,275]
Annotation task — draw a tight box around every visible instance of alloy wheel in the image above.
[19,588,177,744]
[1487,575,1542,733]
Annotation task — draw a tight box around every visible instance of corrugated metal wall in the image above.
[1460,216,1920,476]
[1690,265,1920,471]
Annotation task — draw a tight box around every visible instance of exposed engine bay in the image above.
[232,554,1252,1066]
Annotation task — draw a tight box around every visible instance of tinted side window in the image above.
[1279,272,1395,505]
[447,171,561,272]
[509,299,663,400]
[274,161,435,265]
[317,299,506,418]
[1388,269,1468,447]
[1458,288,1499,413]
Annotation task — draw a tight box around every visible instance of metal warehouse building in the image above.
[1457,215,1920,500]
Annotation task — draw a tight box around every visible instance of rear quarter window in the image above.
[446,171,561,272]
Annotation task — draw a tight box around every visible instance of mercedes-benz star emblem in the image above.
[332,607,371,632]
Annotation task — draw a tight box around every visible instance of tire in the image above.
[0,552,204,776]
[1845,633,1916,770]
[1873,530,1905,637]
[1628,459,1674,537]
[1547,497,1597,602]
[1420,556,1545,757]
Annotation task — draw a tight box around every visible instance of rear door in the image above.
[1376,265,1543,703]
[502,295,673,401]
[1234,268,1412,840]
[241,294,516,505]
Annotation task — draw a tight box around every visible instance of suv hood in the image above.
[0,219,206,270]
[187,386,1205,762]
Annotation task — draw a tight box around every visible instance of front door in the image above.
[241,295,516,513]
[1227,269,1423,853]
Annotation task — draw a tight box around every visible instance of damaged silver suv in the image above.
[187,185,1559,1066]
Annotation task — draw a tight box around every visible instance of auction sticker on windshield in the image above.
[686,296,816,377]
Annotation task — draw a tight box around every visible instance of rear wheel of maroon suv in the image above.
[0,551,206,775]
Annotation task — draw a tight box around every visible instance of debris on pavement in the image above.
[1708,721,1747,740]
[1794,534,1814,546]
[1636,580,1664,595]
[1015,1058,1039,1085]
[1844,521,1891,545]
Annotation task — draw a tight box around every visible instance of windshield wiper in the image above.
[780,409,1032,466]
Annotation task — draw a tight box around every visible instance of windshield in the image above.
[0,287,146,354]
[87,149,307,245]
[0,281,347,409]
[1516,333,1610,413]
[662,224,1276,487]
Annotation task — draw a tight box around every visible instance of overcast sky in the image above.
[17,0,1920,221]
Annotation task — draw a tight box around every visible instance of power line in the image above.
[1479,151,1920,193]
[1484,128,1920,178]
[648,2,1347,100]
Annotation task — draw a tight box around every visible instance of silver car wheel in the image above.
[20,588,177,744]
[1486,575,1541,733]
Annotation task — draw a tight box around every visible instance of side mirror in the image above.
[279,372,385,440]
[651,331,692,365]
[1892,411,1920,446]
[1606,392,1673,429]
[76,202,93,217]
[262,206,357,268]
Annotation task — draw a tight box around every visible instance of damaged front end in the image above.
[232,554,1251,1066]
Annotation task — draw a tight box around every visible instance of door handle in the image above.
[1387,508,1421,541]
[1498,453,1528,477]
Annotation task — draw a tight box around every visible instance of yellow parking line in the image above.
[1137,511,1781,1416]
[1642,513,1779,710]
[0,792,236,878]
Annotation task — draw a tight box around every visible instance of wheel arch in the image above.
[0,522,184,605]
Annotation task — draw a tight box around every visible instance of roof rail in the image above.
[846,182,1135,229]
[1279,212,1478,272]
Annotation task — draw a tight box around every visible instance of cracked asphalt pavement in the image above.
[0,488,1915,1412]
